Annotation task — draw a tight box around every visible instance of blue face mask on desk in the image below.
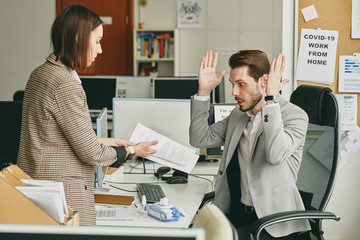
[146,198,186,222]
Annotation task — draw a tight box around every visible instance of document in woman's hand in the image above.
[130,123,199,173]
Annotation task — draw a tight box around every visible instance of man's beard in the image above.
[238,88,263,112]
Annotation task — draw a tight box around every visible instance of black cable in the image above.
[128,160,156,174]
[189,174,215,191]
[142,157,146,174]
[128,162,141,174]
[107,184,139,193]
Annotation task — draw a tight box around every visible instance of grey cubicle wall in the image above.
[112,98,195,151]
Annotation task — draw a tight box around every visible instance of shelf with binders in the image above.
[133,29,178,77]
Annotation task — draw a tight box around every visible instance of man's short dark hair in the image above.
[228,50,270,81]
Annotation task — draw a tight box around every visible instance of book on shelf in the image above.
[138,62,158,77]
[136,31,174,59]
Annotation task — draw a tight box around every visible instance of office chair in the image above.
[0,101,23,170]
[199,85,341,240]
[250,85,341,240]
[193,204,239,240]
[13,90,25,101]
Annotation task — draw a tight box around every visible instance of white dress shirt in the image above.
[71,69,82,84]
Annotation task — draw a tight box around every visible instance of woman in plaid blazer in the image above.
[17,4,157,225]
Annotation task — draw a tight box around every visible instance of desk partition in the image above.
[112,98,195,151]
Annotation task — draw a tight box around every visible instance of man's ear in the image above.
[260,74,268,88]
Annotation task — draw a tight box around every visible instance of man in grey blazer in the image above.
[190,50,311,239]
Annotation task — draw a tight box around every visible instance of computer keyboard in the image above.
[136,183,166,203]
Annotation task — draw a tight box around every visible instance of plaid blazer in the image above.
[17,53,118,225]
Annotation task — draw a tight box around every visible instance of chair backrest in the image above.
[0,101,23,170]
[290,84,340,237]
[13,90,25,101]
[193,204,238,240]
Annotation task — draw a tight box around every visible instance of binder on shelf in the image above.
[0,165,79,225]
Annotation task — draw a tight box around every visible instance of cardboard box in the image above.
[0,165,79,225]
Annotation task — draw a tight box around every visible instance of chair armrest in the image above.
[199,191,215,209]
[250,210,340,240]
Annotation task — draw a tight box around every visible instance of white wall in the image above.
[0,0,55,101]
[135,0,283,103]
[323,148,360,240]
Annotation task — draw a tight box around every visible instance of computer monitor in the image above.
[80,76,152,111]
[0,101,23,169]
[113,98,196,152]
[80,76,117,111]
[153,76,225,103]
[206,103,237,156]
[116,76,151,99]
[95,108,108,189]
[0,224,205,240]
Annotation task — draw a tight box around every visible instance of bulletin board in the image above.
[297,0,360,127]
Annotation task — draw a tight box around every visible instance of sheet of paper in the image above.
[296,28,338,84]
[95,205,138,221]
[177,0,202,28]
[338,54,360,92]
[335,94,358,130]
[214,105,236,122]
[301,5,319,22]
[339,128,360,168]
[130,123,199,173]
[21,179,68,217]
[16,186,65,223]
[352,0,360,38]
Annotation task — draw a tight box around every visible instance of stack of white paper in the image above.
[130,123,199,173]
[95,206,138,221]
[16,179,68,224]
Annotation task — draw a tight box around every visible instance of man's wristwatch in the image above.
[264,93,280,103]
[126,146,135,160]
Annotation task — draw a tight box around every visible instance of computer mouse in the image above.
[154,166,171,179]
[166,176,188,184]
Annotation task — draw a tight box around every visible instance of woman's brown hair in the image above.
[51,4,103,72]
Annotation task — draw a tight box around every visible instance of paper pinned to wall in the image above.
[339,128,360,169]
[352,0,360,38]
[296,28,338,84]
[338,54,360,93]
[335,94,358,130]
[301,5,319,22]
[177,0,202,28]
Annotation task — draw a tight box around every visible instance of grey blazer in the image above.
[189,95,311,237]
